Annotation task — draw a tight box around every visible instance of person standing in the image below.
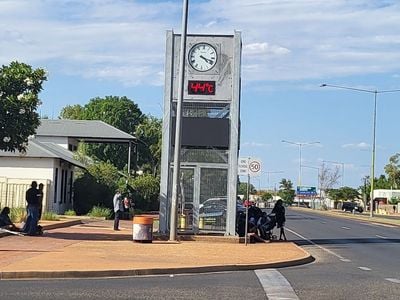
[37,183,44,220]
[113,190,122,231]
[22,181,39,235]
[271,199,287,241]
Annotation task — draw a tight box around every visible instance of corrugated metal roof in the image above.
[0,139,86,169]
[36,119,136,142]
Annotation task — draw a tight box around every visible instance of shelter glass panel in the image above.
[199,168,228,232]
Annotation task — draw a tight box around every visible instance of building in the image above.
[0,119,136,214]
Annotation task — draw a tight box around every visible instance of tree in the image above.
[73,161,121,214]
[0,61,47,152]
[319,163,341,201]
[237,182,256,198]
[129,174,160,211]
[327,187,360,202]
[60,96,144,169]
[384,153,400,189]
[278,178,295,205]
[375,174,391,189]
[261,192,273,201]
[135,115,162,175]
[59,104,85,120]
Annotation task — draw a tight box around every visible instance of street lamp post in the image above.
[282,140,320,207]
[170,0,189,241]
[321,83,400,218]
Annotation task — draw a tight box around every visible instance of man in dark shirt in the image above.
[22,181,39,235]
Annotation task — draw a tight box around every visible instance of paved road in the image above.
[282,208,400,300]
[1,208,399,300]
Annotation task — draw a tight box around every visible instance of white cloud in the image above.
[242,142,270,148]
[1,0,400,84]
[243,42,290,56]
[342,142,370,149]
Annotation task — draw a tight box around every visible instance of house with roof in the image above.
[0,119,136,214]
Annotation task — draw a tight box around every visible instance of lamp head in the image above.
[320,84,327,87]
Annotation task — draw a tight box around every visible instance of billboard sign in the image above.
[296,186,317,196]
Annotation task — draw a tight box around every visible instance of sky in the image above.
[1,0,400,190]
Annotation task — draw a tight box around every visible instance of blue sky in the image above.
[1,0,400,189]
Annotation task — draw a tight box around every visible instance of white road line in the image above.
[376,234,388,239]
[341,226,351,230]
[385,278,400,284]
[321,221,327,224]
[340,258,351,262]
[358,267,372,271]
[255,269,299,300]
[371,223,396,228]
[286,227,346,260]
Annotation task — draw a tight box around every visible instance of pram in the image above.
[257,212,277,240]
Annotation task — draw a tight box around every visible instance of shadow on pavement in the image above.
[44,232,132,241]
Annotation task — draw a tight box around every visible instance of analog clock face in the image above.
[188,43,217,72]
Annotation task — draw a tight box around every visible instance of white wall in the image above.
[35,136,69,149]
[374,189,400,200]
[0,157,54,179]
[0,157,75,214]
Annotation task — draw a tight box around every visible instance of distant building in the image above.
[374,189,400,203]
[0,119,136,214]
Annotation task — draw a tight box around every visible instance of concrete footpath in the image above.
[0,218,313,280]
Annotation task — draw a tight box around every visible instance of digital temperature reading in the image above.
[188,80,216,95]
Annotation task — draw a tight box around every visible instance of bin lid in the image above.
[133,216,154,225]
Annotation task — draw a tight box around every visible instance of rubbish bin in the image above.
[132,216,153,243]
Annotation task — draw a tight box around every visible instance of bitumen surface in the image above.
[0,217,313,280]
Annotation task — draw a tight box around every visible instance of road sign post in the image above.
[238,157,262,246]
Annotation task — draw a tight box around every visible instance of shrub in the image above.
[64,209,77,216]
[87,206,112,219]
[41,211,60,221]
[10,207,26,223]
[320,203,329,211]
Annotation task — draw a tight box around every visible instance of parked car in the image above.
[341,202,363,213]
[199,197,245,218]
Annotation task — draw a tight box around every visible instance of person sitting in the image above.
[0,207,19,231]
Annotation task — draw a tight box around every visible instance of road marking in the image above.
[341,226,351,230]
[358,267,371,271]
[340,258,351,262]
[385,278,400,284]
[376,234,388,239]
[255,269,299,300]
[286,227,346,260]
[321,221,327,224]
[371,223,396,228]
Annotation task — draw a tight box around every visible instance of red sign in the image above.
[188,80,215,95]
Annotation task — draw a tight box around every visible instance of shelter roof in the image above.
[36,119,136,143]
[0,139,86,169]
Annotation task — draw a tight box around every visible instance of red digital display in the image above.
[188,80,216,95]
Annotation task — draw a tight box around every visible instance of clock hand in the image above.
[200,55,213,64]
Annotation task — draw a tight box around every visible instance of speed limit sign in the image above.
[248,158,262,176]
[239,157,262,177]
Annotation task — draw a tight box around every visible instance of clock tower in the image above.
[159,31,242,236]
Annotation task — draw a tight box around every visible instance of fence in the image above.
[0,177,50,211]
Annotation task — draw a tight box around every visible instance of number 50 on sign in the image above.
[238,157,262,177]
